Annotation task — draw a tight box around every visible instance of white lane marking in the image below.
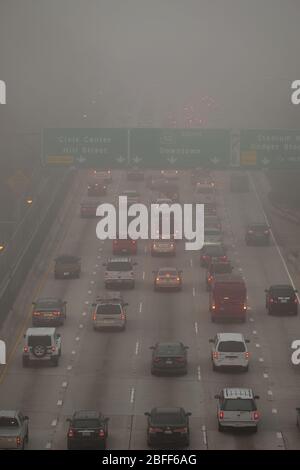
[45,443,51,449]
[255,343,260,348]
[197,366,201,381]
[51,419,57,427]
[57,400,63,406]
[85,301,89,305]
[139,302,143,313]
[144,246,147,254]
[62,381,68,388]
[190,259,193,267]
[250,173,299,299]
[253,330,257,335]
[79,324,84,329]
[192,287,196,297]
[238,267,243,272]
[268,390,273,396]
[88,290,92,294]
[82,312,87,316]
[67,365,72,371]
[93,271,97,275]
[276,432,283,439]
[272,409,278,414]
[259,357,264,362]
[97,255,101,259]
[72,350,76,355]
[135,341,139,355]
[98,247,103,252]
[202,425,207,446]
[75,337,80,341]
[263,373,269,379]
[130,388,135,403]
[90,280,95,284]
[142,271,145,280]
[194,322,198,334]
[249,317,254,322]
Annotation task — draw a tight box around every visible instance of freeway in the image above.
[0,167,300,450]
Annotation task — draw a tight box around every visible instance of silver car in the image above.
[215,388,260,432]
[209,333,250,371]
[0,410,29,450]
[92,292,128,331]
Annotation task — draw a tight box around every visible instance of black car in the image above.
[54,255,81,279]
[265,284,298,316]
[145,407,191,447]
[206,259,233,291]
[200,243,228,267]
[87,181,107,197]
[245,223,270,245]
[32,298,67,326]
[150,342,188,375]
[67,410,109,450]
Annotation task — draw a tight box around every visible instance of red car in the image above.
[210,274,247,322]
[87,181,107,197]
[80,199,100,218]
[200,243,227,267]
[113,237,137,255]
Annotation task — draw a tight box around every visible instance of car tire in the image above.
[22,357,29,368]
[218,422,224,432]
[252,425,258,433]
[243,365,249,372]
[52,357,59,367]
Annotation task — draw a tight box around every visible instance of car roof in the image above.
[269,284,294,291]
[158,267,178,272]
[96,291,123,302]
[217,333,245,342]
[223,388,254,399]
[151,407,184,415]
[107,257,132,263]
[155,342,184,352]
[35,297,62,305]
[213,274,244,283]
[0,410,19,418]
[72,410,101,419]
[26,327,56,336]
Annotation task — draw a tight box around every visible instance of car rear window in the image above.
[73,419,100,428]
[96,304,122,315]
[35,301,60,310]
[151,413,184,426]
[156,345,183,356]
[28,336,52,347]
[222,399,256,412]
[107,262,132,271]
[0,417,19,427]
[204,246,224,256]
[270,287,294,297]
[214,284,246,296]
[218,341,245,352]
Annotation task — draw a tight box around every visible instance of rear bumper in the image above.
[105,279,134,288]
[268,305,298,315]
[32,317,64,326]
[148,433,188,446]
[219,420,258,429]
[67,438,106,450]
[154,282,181,291]
[151,365,187,374]
[93,321,125,330]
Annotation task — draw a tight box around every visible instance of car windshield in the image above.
[218,341,245,352]
[151,413,184,426]
[96,304,122,315]
[73,419,100,428]
[107,262,132,271]
[223,399,256,412]
[28,336,52,347]
[0,417,19,427]
[156,344,182,356]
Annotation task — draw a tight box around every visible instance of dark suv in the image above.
[150,342,188,375]
[265,284,298,315]
[32,298,67,326]
[245,223,270,245]
[54,255,81,279]
[145,407,191,447]
[67,410,109,450]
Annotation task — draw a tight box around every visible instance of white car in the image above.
[103,257,137,289]
[160,169,179,180]
[215,388,260,432]
[209,333,250,371]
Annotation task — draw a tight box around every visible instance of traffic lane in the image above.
[218,171,300,447]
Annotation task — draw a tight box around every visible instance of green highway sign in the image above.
[240,129,300,168]
[43,128,230,169]
[130,128,230,169]
[43,128,129,168]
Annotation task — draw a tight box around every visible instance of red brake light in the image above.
[243,304,247,310]
[149,427,161,433]
[51,346,56,352]
[99,429,105,438]
[68,429,74,438]
[121,313,125,320]
[93,312,97,321]
[176,277,180,282]
[175,357,185,363]
[23,346,29,353]
[245,352,250,359]
[16,436,22,446]
[212,303,216,310]
[295,298,298,304]
[253,411,259,420]
[53,311,60,316]
[175,427,187,433]
[156,277,160,282]
[219,411,224,420]
[213,351,219,359]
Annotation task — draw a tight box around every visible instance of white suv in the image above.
[103,257,137,289]
[215,388,260,432]
[209,333,250,371]
[22,328,62,367]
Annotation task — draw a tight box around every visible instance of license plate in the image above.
[164,430,172,434]
[82,431,91,437]
[281,299,288,303]
[43,313,54,317]
[166,360,173,364]
[103,320,113,323]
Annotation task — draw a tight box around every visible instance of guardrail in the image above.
[0,169,75,326]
